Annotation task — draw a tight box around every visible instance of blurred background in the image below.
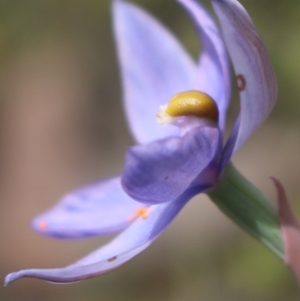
[1,0,300,300]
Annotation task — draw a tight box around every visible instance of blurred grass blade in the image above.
[207,163,284,259]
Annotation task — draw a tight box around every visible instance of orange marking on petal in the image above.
[38,221,48,230]
[127,214,137,222]
[136,207,150,219]
[127,207,150,222]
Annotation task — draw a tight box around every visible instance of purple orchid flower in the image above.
[5,0,277,285]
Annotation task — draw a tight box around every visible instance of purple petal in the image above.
[178,0,231,132]
[212,0,277,160]
[5,193,191,285]
[271,177,300,284]
[113,0,198,144]
[32,177,147,238]
[122,126,220,205]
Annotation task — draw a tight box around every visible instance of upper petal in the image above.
[271,177,300,284]
[121,125,220,205]
[113,0,198,144]
[5,192,192,285]
[32,177,147,238]
[178,0,231,132]
[212,0,277,160]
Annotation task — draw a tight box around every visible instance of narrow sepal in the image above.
[212,0,277,161]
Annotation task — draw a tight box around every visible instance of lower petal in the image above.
[32,177,147,238]
[5,191,193,285]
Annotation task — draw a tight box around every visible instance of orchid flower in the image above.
[5,0,279,285]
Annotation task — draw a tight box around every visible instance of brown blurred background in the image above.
[1,0,300,300]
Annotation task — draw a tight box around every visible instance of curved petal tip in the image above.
[5,272,22,286]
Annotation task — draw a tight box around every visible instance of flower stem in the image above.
[207,163,284,259]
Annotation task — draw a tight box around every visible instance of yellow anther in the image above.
[38,221,48,230]
[165,90,219,122]
[127,207,150,222]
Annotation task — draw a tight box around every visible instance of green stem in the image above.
[207,163,284,259]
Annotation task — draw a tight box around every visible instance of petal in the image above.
[5,192,192,285]
[32,177,147,238]
[113,0,198,144]
[271,177,300,283]
[178,0,231,132]
[122,126,220,205]
[212,0,277,159]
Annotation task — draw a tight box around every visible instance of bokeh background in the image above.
[1,0,300,300]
